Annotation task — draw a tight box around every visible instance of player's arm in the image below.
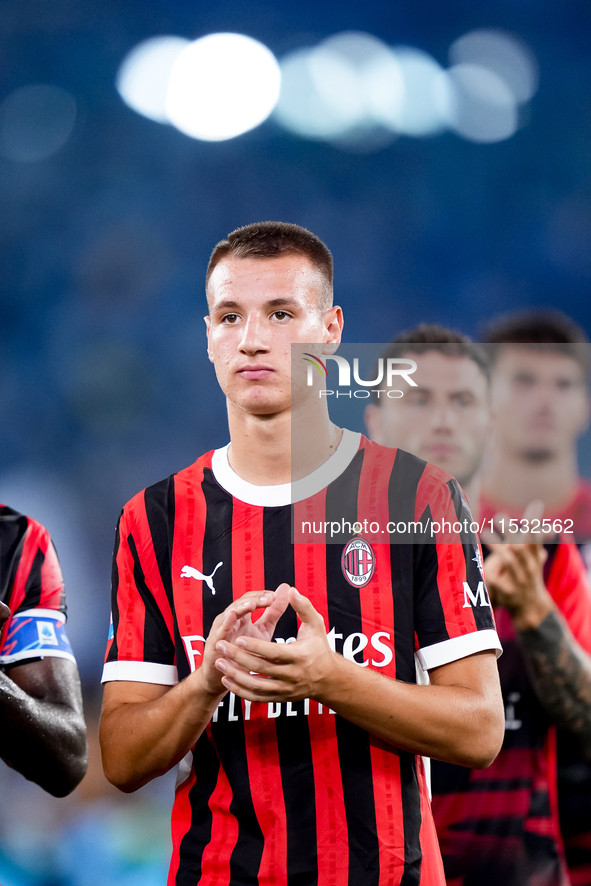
[215,587,505,768]
[100,587,290,792]
[100,677,222,793]
[486,542,591,750]
[0,655,87,796]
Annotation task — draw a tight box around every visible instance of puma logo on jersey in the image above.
[181,562,223,595]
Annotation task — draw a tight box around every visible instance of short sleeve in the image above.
[102,491,177,685]
[413,475,501,671]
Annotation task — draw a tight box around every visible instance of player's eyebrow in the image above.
[406,386,432,398]
[449,389,477,399]
[211,297,299,312]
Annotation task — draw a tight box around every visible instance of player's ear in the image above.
[204,316,214,362]
[577,389,591,436]
[322,306,343,352]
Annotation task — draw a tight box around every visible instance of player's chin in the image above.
[238,396,288,416]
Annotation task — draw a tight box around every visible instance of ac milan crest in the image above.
[341,537,375,587]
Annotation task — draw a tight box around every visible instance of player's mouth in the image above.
[237,365,275,380]
[427,444,459,459]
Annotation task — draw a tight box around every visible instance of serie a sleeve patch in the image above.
[0,608,76,665]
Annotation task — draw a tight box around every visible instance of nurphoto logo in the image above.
[302,352,417,399]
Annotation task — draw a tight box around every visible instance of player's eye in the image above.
[557,378,576,390]
[513,372,536,387]
[272,310,291,321]
[407,391,429,406]
[221,313,240,324]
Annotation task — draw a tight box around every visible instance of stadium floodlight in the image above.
[165,33,281,141]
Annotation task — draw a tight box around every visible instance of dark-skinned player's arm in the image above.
[215,586,505,768]
[485,537,591,753]
[0,601,87,797]
[100,586,290,792]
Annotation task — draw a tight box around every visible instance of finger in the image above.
[520,500,545,544]
[482,512,513,545]
[216,661,294,702]
[255,583,291,631]
[212,596,265,639]
[219,673,287,703]
[484,548,525,595]
[218,637,293,668]
[219,592,274,626]
[287,587,323,626]
[501,550,530,589]
[514,542,545,570]
[522,499,544,523]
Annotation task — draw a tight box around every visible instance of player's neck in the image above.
[481,447,580,511]
[226,402,342,486]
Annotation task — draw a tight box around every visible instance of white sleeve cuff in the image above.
[416,629,502,672]
[101,660,178,685]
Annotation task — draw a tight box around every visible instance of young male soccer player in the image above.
[365,324,591,886]
[481,311,591,886]
[0,504,88,796]
[99,223,504,886]
[480,311,591,540]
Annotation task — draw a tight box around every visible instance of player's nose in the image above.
[431,405,455,429]
[239,314,269,354]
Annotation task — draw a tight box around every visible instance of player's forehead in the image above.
[207,254,325,310]
[494,346,585,383]
[401,350,488,394]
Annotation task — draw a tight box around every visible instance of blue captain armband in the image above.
[0,609,76,666]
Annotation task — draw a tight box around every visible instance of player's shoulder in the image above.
[120,450,216,520]
[359,436,456,489]
[0,503,51,544]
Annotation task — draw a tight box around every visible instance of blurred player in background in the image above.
[480,310,591,540]
[481,311,591,886]
[0,504,87,796]
[365,323,591,886]
[99,222,504,886]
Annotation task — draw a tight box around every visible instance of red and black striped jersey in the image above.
[103,430,500,886]
[0,503,71,666]
[431,541,591,886]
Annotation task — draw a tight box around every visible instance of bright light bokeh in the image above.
[275,32,400,145]
[114,27,539,149]
[450,29,538,104]
[381,47,451,136]
[0,84,77,162]
[165,33,281,141]
[275,46,367,141]
[116,36,190,123]
[446,63,518,143]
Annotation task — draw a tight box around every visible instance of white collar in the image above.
[211,429,361,507]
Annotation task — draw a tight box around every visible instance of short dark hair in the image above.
[371,323,490,404]
[206,221,334,308]
[482,310,589,373]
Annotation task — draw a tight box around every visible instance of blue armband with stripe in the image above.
[0,609,75,665]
